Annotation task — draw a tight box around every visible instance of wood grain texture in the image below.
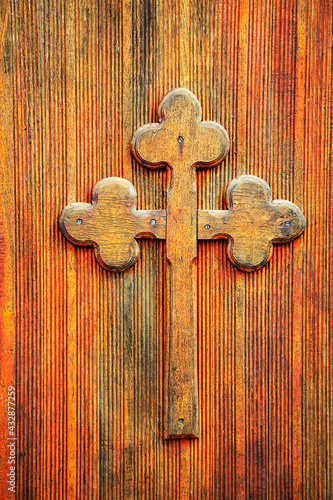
[198,175,305,270]
[0,0,332,498]
[132,88,229,438]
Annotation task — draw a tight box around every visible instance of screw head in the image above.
[150,219,157,226]
[76,219,83,225]
[204,224,210,230]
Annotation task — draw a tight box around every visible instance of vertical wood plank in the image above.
[119,0,135,497]
[234,0,249,496]
[293,0,307,496]
[64,1,78,497]
[0,2,15,498]
[178,1,193,497]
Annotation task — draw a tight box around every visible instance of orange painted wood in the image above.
[0,0,332,498]
[132,88,229,438]
[0,4,16,499]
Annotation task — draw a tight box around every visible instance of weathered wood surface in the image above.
[198,175,306,270]
[0,0,332,498]
[132,88,229,438]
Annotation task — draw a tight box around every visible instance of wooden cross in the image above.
[59,88,305,439]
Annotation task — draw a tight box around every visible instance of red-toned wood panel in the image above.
[0,0,332,498]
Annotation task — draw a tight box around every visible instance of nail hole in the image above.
[204,224,210,230]
[150,219,156,226]
[76,219,83,225]
[178,135,184,144]
[178,418,184,425]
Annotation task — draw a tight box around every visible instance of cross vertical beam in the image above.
[165,161,198,437]
[132,89,229,438]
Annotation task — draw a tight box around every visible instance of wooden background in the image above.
[0,0,332,498]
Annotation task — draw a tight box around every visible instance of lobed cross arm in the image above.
[198,175,305,271]
[59,177,166,271]
[132,88,229,170]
